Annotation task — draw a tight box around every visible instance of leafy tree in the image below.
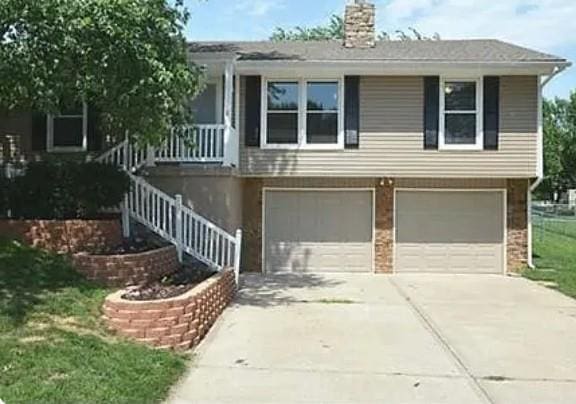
[0,0,204,145]
[270,15,439,41]
[271,15,345,41]
[537,95,576,201]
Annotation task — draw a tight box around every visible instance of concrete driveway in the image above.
[168,274,576,404]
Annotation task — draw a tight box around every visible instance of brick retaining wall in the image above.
[102,270,236,350]
[73,245,179,287]
[0,219,121,253]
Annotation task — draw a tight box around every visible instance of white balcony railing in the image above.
[98,124,238,168]
[154,124,237,166]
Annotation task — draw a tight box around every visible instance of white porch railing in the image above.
[98,124,238,167]
[127,173,242,280]
[155,125,226,164]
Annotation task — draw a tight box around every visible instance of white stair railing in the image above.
[127,173,242,278]
[97,138,242,282]
[97,139,147,172]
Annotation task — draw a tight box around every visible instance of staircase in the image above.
[97,135,242,282]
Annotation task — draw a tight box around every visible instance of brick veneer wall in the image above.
[0,219,122,253]
[103,270,236,350]
[241,177,392,273]
[507,179,529,272]
[375,179,394,273]
[242,177,528,275]
[242,178,264,272]
[72,245,179,288]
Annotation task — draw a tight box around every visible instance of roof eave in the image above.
[235,59,569,76]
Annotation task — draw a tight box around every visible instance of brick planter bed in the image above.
[102,270,236,350]
[0,218,122,254]
[72,245,179,288]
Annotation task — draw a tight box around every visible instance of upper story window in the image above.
[266,81,299,144]
[262,78,343,149]
[439,78,483,150]
[47,103,88,152]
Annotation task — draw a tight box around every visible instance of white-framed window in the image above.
[439,78,483,150]
[261,78,344,149]
[47,102,88,152]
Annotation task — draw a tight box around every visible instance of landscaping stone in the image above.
[72,245,178,288]
[0,218,121,254]
[103,270,236,351]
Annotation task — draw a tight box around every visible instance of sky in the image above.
[184,0,576,99]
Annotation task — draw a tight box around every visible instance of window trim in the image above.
[261,77,344,150]
[439,77,483,151]
[46,102,88,153]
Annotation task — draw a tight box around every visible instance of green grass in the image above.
[533,215,576,239]
[0,239,187,403]
[524,224,576,299]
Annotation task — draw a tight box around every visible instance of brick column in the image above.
[375,178,394,273]
[242,178,263,272]
[507,179,529,272]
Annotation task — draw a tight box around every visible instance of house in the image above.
[0,0,570,275]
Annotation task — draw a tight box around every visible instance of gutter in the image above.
[527,62,570,269]
[531,63,569,193]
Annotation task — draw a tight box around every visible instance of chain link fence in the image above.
[532,202,576,241]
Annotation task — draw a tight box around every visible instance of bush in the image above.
[8,161,130,219]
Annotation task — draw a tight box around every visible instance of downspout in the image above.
[527,63,570,268]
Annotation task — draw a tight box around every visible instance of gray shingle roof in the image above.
[188,39,566,63]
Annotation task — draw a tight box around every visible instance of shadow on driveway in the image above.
[235,273,344,308]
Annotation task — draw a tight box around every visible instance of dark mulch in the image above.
[89,238,165,256]
[122,265,216,301]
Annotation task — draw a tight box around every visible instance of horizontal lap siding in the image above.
[239,76,538,178]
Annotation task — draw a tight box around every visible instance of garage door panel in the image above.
[395,191,504,274]
[265,191,373,273]
[265,242,371,273]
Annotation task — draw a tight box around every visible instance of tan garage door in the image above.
[395,191,504,273]
[264,190,373,273]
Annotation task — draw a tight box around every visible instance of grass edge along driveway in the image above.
[524,226,576,299]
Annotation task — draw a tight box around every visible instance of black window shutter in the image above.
[244,76,261,147]
[483,76,500,150]
[31,112,47,151]
[423,76,440,150]
[87,106,102,152]
[344,76,360,148]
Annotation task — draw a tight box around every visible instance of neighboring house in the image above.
[0,0,570,275]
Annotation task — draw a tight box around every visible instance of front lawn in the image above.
[0,239,187,403]
[524,225,576,299]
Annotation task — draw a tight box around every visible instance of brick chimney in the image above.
[344,0,376,48]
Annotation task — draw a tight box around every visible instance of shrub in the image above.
[8,161,130,219]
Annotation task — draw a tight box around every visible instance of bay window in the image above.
[439,78,483,150]
[263,78,343,149]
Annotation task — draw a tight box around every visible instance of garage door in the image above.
[264,190,373,273]
[395,191,504,273]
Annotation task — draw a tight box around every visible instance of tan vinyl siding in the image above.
[239,75,538,178]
